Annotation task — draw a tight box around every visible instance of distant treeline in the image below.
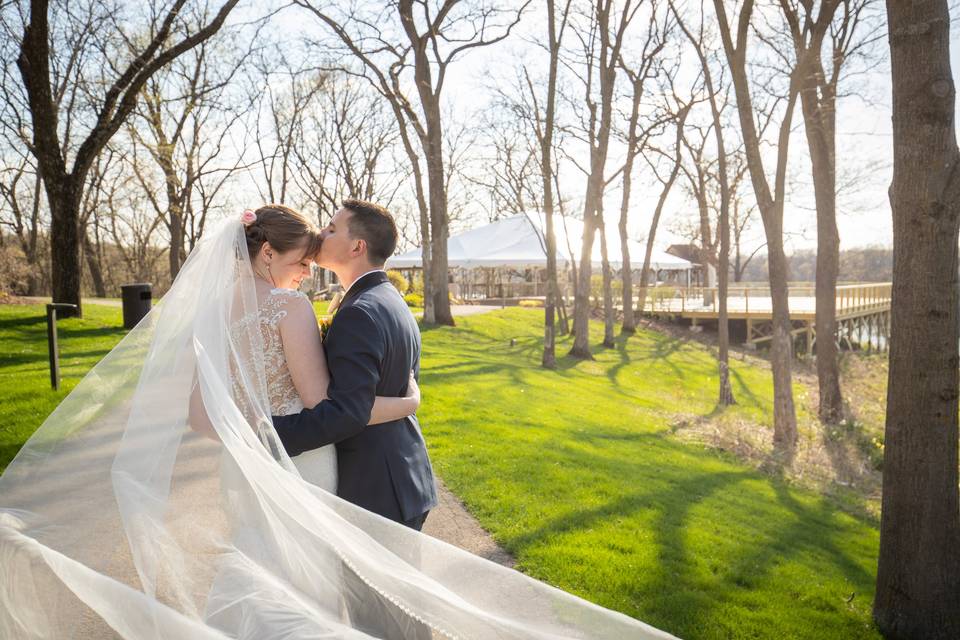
[0,232,172,299]
[739,246,893,283]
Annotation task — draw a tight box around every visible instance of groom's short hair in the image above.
[342,198,397,265]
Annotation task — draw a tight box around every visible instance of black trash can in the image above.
[120,283,152,329]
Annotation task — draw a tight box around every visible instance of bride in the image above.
[0,206,675,639]
[215,204,421,493]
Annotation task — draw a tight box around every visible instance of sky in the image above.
[269,1,960,256]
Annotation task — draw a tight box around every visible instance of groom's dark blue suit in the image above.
[272,271,437,527]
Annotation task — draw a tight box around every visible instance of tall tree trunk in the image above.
[766,231,796,451]
[599,212,615,347]
[82,228,107,298]
[161,156,185,280]
[394,118,432,324]
[24,176,43,296]
[618,214,634,332]
[695,176,714,294]
[799,72,843,423]
[46,178,83,316]
[399,0,453,327]
[717,177,735,406]
[809,126,842,423]
[542,238,558,368]
[569,0,626,359]
[540,0,565,369]
[781,0,845,424]
[570,208,598,358]
[874,1,960,636]
[423,125,453,326]
[714,0,797,452]
[617,103,640,334]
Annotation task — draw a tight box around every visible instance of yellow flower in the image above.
[318,314,333,341]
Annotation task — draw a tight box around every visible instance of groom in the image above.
[272,198,437,530]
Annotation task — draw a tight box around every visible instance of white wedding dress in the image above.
[255,288,337,493]
[0,218,674,640]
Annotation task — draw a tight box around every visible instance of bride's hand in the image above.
[368,371,420,425]
[406,371,421,410]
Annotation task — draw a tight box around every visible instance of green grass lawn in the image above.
[0,303,880,639]
[418,308,879,640]
[0,303,127,470]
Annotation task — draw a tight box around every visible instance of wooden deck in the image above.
[636,283,892,353]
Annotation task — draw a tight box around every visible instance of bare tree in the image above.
[481,0,573,366]
[678,121,719,288]
[0,152,45,295]
[15,0,239,316]
[636,96,690,316]
[476,99,541,217]
[293,75,401,225]
[248,51,326,208]
[672,0,743,405]
[728,153,762,282]
[297,0,528,326]
[873,1,960,637]
[538,0,573,366]
[614,1,668,334]
[778,0,879,424]
[712,0,799,453]
[568,0,641,358]
[131,23,250,280]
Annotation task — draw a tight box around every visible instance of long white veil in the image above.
[0,219,674,639]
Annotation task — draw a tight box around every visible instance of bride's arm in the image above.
[368,372,420,425]
[281,297,419,424]
[280,297,330,409]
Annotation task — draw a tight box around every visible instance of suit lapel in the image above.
[339,270,389,309]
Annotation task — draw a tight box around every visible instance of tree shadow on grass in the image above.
[605,333,636,390]
[641,479,874,638]
[477,434,877,638]
[0,314,47,331]
[59,325,127,340]
[0,348,122,371]
[728,366,764,411]
[421,361,528,384]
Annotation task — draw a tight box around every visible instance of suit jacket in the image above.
[273,271,438,523]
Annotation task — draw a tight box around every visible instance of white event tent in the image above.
[387,213,696,273]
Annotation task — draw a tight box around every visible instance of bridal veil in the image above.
[0,218,673,639]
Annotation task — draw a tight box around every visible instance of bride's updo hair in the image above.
[244,204,322,260]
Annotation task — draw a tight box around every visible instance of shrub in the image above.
[408,272,424,296]
[404,293,424,308]
[518,299,543,308]
[589,274,624,308]
[386,270,409,294]
[650,286,677,303]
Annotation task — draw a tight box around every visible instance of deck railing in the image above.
[636,282,893,316]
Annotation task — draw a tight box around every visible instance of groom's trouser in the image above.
[343,510,433,639]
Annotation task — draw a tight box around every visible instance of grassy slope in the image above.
[419,308,879,640]
[0,303,880,639]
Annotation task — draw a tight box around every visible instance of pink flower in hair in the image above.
[240,209,257,226]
